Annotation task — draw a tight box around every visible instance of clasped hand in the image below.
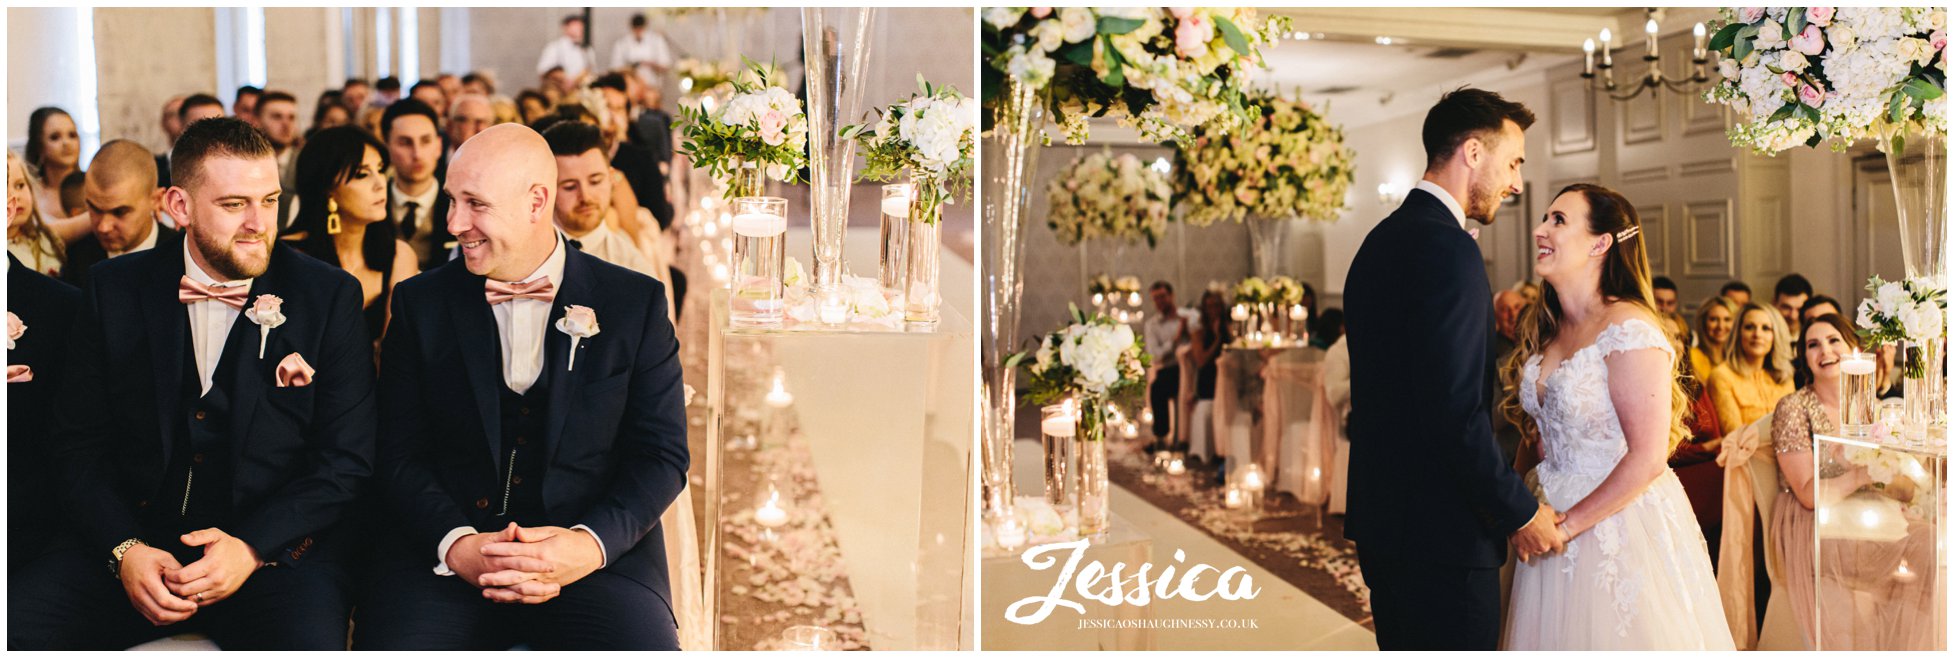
[119,528,261,626]
[1510,502,1571,563]
[447,523,603,605]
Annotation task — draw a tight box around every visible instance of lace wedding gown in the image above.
[1505,318,1734,650]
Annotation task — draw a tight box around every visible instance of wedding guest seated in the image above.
[8,241,82,568]
[179,93,227,130]
[540,121,661,280]
[1493,287,1525,356]
[1311,307,1343,350]
[1720,280,1752,307]
[308,93,352,142]
[462,72,496,97]
[516,89,553,125]
[1651,275,1680,314]
[1708,301,1794,436]
[1665,318,1724,566]
[286,126,418,344]
[340,78,372,113]
[58,171,86,218]
[409,80,448,117]
[1188,288,1230,474]
[1144,281,1195,453]
[373,76,403,107]
[591,72,670,229]
[1798,294,1841,330]
[1772,313,1935,649]
[8,117,376,649]
[7,151,66,276]
[381,99,454,269]
[1772,273,1812,335]
[156,95,187,187]
[64,140,176,287]
[26,107,82,221]
[231,85,262,125]
[446,94,496,157]
[434,73,462,105]
[352,124,686,650]
[1690,296,1737,387]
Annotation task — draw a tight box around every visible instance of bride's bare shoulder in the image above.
[1600,300,1662,330]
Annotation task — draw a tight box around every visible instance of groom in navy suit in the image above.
[9,118,376,649]
[1343,88,1565,650]
[353,124,688,650]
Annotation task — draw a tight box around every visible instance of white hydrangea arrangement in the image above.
[1855,276,1945,374]
[1019,307,1151,415]
[981,7,1289,144]
[1045,151,1172,247]
[847,77,978,223]
[1702,6,1947,153]
[1232,276,1272,305]
[677,60,809,191]
[1173,91,1356,226]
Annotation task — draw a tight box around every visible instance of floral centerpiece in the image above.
[1269,275,1305,307]
[1703,6,1946,153]
[1855,274,1946,431]
[848,77,977,223]
[1173,91,1357,226]
[1233,276,1272,305]
[1087,274,1143,299]
[1015,307,1149,536]
[1046,151,1172,247]
[981,7,1289,144]
[678,59,809,199]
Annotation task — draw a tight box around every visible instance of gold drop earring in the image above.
[326,198,341,234]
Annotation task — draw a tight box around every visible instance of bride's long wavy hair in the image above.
[1499,184,1691,456]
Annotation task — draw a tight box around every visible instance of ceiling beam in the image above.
[1273,7,1622,54]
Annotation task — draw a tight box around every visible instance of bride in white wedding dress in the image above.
[1500,184,1733,650]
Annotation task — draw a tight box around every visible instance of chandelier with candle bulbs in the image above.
[1582,10,1716,101]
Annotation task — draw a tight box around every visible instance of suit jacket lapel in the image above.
[141,249,188,467]
[448,270,504,473]
[226,253,278,470]
[542,250,595,469]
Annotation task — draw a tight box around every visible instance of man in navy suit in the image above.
[9,118,376,649]
[353,124,687,650]
[1342,88,1565,650]
[7,252,82,569]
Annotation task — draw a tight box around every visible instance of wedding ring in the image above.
[195,592,204,602]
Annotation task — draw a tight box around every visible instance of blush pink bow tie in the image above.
[485,278,556,305]
[177,276,250,309]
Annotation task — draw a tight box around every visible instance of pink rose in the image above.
[1799,83,1827,108]
[1805,7,1834,27]
[1030,7,1051,19]
[6,311,23,350]
[1934,30,1947,52]
[1738,7,1765,23]
[252,294,284,317]
[1169,7,1194,20]
[1781,71,1799,88]
[1174,14,1213,58]
[757,109,788,147]
[1790,25,1826,55]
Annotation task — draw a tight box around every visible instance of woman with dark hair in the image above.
[516,89,553,125]
[284,126,417,343]
[1771,313,1932,649]
[1500,183,1730,649]
[308,91,352,141]
[25,107,80,221]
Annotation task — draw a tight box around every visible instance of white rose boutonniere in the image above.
[244,295,286,359]
[556,305,602,371]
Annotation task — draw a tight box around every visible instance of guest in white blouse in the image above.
[536,15,596,88]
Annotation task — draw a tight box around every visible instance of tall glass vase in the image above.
[980,80,1045,519]
[903,198,942,325]
[724,160,765,202]
[801,8,877,292]
[1247,217,1288,278]
[1075,400,1110,537]
[1901,337,1945,442]
[1884,133,1946,281]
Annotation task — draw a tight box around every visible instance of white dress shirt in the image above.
[610,31,674,87]
[182,239,251,395]
[537,36,595,78]
[1143,306,1199,366]
[1415,179,1470,231]
[109,221,162,258]
[433,235,606,575]
[566,223,658,281]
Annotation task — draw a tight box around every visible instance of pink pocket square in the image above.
[6,364,31,383]
[275,353,315,388]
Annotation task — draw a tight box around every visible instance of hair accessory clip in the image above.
[1615,226,1641,242]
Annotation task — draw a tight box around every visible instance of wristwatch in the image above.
[109,538,146,576]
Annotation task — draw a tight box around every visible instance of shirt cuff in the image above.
[432,526,479,576]
[571,524,609,568]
